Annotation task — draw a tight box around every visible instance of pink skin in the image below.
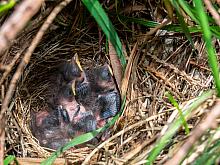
[35,110,50,127]
[60,99,80,120]
[57,96,88,124]
[32,108,69,149]
[94,113,107,128]
[33,108,91,149]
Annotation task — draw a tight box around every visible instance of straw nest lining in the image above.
[2,1,218,164]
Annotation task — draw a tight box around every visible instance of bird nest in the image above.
[1,1,219,164]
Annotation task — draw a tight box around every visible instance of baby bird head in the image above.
[61,53,84,83]
[92,64,115,93]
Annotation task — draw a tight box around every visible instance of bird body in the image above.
[30,106,71,149]
[30,55,121,150]
[85,65,120,121]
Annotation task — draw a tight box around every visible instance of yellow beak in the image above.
[74,53,83,71]
[107,65,113,76]
[71,80,76,96]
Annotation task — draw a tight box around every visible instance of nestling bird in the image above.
[31,103,96,149]
[86,64,116,93]
[59,53,90,96]
[59,53,83,82]
[70,64,121,129]
[31,82,96,149]
[85,64,120,122]
[53,83,83,122]
[49,83,97,135]
[30,106,72,149]
[31,54,121,149]
[96,91,120,120]
[46,53,89,107]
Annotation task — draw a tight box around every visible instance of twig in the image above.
[150,55,207,88]
[140,19,171,44]
[0,118,5,165]
[108,40,123,89]
[164,99,220,165]
[204,0,220,26]
[121,42,138,98]
[0,0,44,53]
[0,51,22,86]
[123,135,157,163]
[144,66,184,98]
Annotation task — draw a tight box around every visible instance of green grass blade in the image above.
[145,90,214,165]
[116,15,159,28]
[177,0,198,22]
[211,26,220,39]
[41,117,116,165]
[177,0,215,25]
[82,0,126,70]
[166,92,189,134]
[4,155,16,165]
[192,137,220,165]
[194,0,220,96]
[117,15,220,36]
[171,1,194,48]
[0,0,16,13]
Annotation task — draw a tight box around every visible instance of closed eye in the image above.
[100,68,111,81]
[63,86,73,98]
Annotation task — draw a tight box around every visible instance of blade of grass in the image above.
[0,0,16,13]
[192,137,220,165]
[177,0,215,25]
[166,92,189,134]
[145,90,214,165]
[194,0,220,97]
[117,15,220,37]
[177,0,198,22]
[211,26,220,39]
[3,155,17,165]
[171,0,194,48]
[82,0,126,70]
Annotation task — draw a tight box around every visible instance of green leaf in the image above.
[177,0,198,22]
[171,1,194,48]
[166,92,189,134]
[117,15,220,36]
[4,155,16,165]
[0,0,16,13]
[194,0,220,96]
[81,0,126,70]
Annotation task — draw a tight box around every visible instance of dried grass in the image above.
[1,0,219,164]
